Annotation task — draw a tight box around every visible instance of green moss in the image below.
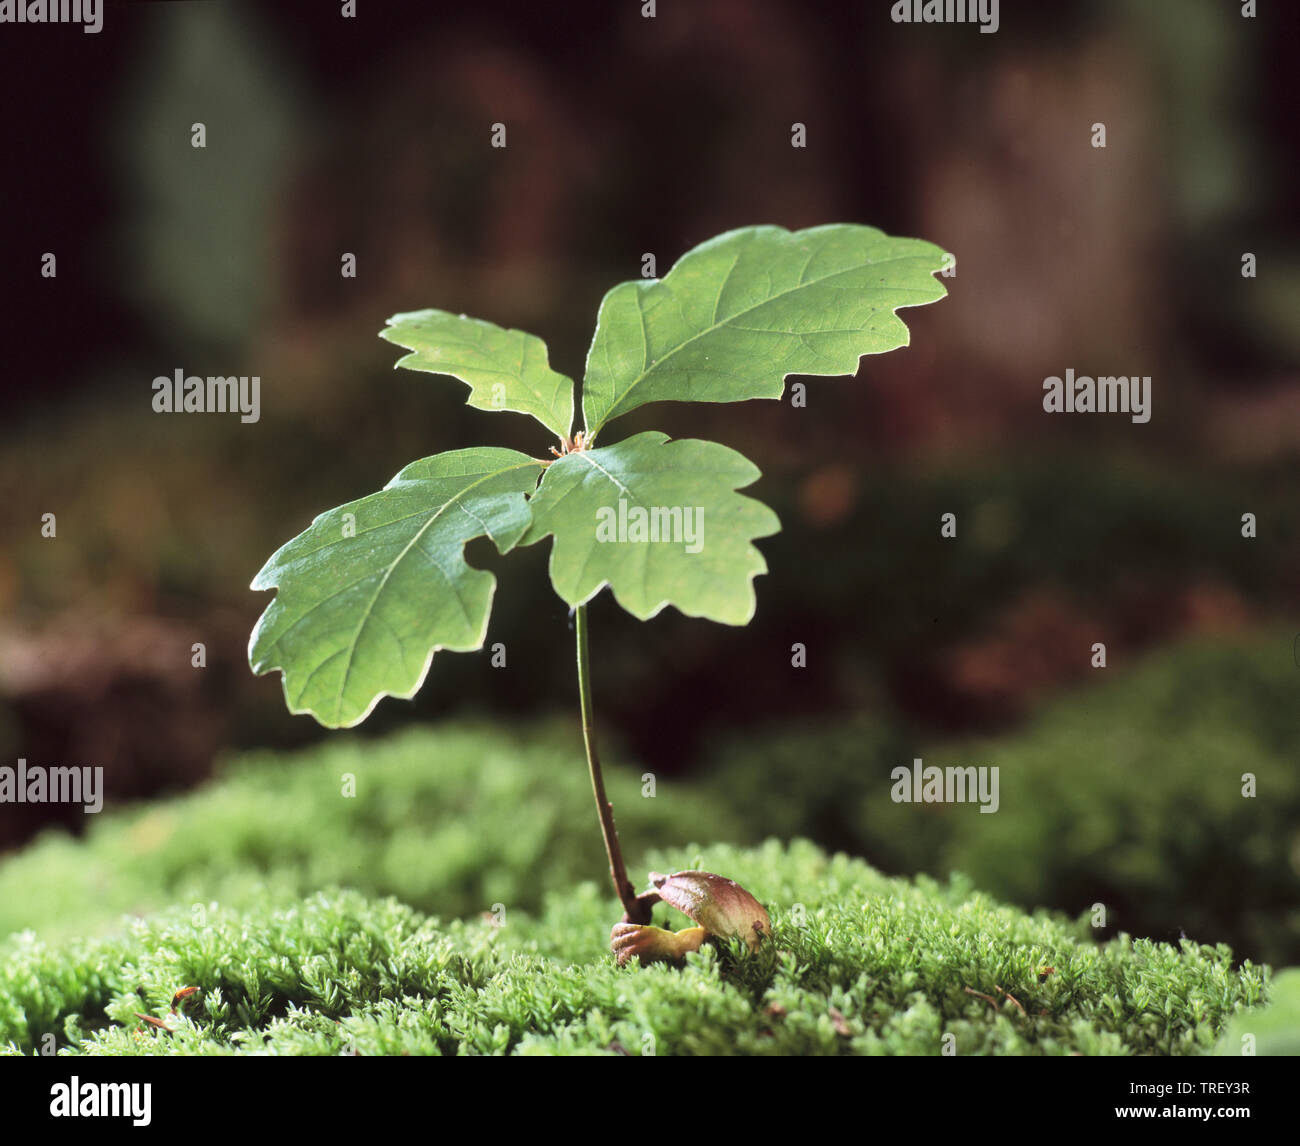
[0,659,1287,1056]
[704,633,1300,965]
[1213,968,1300,1057]
[0,718,743,944]
[0,840,1271,1057]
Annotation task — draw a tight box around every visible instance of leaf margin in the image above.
[249,445,545,729]
[381,308,575,440]
[520,429,782,625]
[581,222,951,437]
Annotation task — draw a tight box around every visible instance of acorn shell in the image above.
[649,871,771,949]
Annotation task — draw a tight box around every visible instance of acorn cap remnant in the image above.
[649,871,771,950]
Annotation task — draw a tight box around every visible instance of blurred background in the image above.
[0,0,1297,964]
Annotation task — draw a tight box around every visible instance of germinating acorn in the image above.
[610,921,706,967]
[610,871,771,967]
[651,871,771,947]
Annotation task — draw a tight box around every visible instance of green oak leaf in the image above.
[249,447,544,728]
[522,431,780,624]
[381,309,574,440]
[582,223,949,437]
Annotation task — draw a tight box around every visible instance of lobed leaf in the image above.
[381,310,574,440]
[581,223,949,436]
[249,447,544,728]
[522,431,780,624]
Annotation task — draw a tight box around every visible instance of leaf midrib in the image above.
[586,244,933,434]
[392,319,572,438]
[325,458,542,718]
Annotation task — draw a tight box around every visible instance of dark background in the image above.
[1,0,1298,957]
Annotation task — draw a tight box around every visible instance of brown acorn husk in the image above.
[649,871,772,950]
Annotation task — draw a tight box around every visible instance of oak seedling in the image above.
[248,223,950,960]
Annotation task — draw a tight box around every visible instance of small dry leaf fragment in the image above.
[134,1013,174,1034]
[829,1007,852,1037]
[170,986,200,1014]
